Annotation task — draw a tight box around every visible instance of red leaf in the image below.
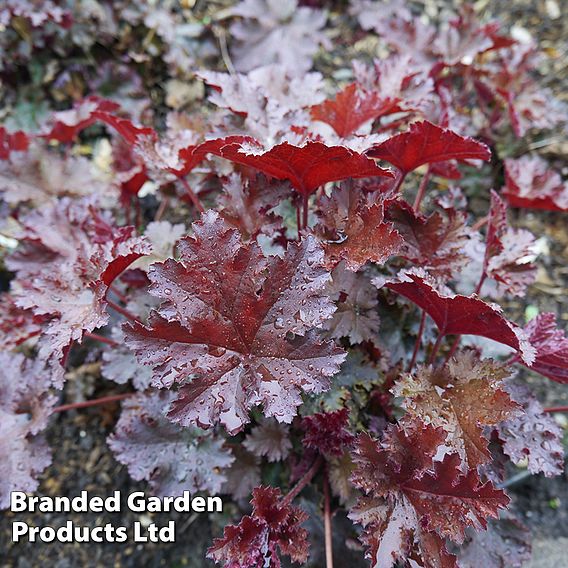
[108,391,234,496]
[0,353,56,509]
[301,408,355,457]
[377,270,535,364]
[0,294,42,349]
[92,111,157,145]
[403,453,509,540]
[520,313,568,384]
[0,127,29,159]
[483,190,537,296]
[41,96,120,143]
[349,497,458,568]
[323,202,403,271]
[207,486,309,567]
[217,173,287,240]
[112,138,149,199]
[429,160,463,179]
[93,112,242,179]
[124,211,345,434]
[215,139,393,197]
[366,121,491,175]
[351,425,447,498]
[393,352,518,470]
[503,155,568,212]
[310,83,400,138]
[349,423,508,565]
[173,136,246,178]
[497,381,564,476]
[7,198,150,384]
[386,199,471,279]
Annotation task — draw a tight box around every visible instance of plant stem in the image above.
[52,393,132,414]
[408,310,426,372]
[323,469,334,568]
[109,285,128,304]
[302,193,309,231]
[282,455,323,506]
[391,171,407,194]
[296,200,302,237]
[154,196,170,221]
[442,335,461,366]
[472,215,488,231]
[179,177,205,213]
[428,332,445,365]
[135,197,142,228]
[444,335,461,365]
[474,272,487,296]
[544,406,568,413]
[106,299,142,324]
[413,165,432,212]
[84,332,119,347]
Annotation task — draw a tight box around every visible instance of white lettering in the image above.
[192,496,206,512]
[10,492,28,512]
[12,522,28,541]
[106,491,121,512]
[208,496,223,513]
[127,492,146,512]
[133,521,147,542]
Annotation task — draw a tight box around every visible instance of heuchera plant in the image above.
[1,2,568,567]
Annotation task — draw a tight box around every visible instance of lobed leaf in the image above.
[124,211,345,434]
[497,381,564,477]
[349,423,508,566]
[323,263,380,344]
[301,408,355,457]
[393,352,518,470]
[310,83,400,138]
[7,198,150,384]
[386,199,471,279]
[108,391,234,497]
[483,191,537,297]
[0,353,56,509]
[520,313,568,384]
[214,139,392,197]
[366,121,491,176]
[376,269,535,364]
[243,419,292,462]
[208,485,310,567]
[503,155,568,212]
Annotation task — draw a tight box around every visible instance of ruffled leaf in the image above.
[208,485,310,567]
[497,381,564,477]
[393,352,518,469]
[503,155,568,212]
[108,391,234,496]
[124,211,345,434]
